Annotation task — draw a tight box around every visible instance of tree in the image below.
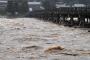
[7,0,29,16]
[41,0,56,10]
[18,0,29,14]
[7,0,18,16]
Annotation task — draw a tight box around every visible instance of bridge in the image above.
[27,7,90,27]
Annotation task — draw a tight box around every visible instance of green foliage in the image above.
[41,0,56,10]
[0,9,6,15]
[6,0,29,16]
[6,0,18,15]
[18,0,29,14]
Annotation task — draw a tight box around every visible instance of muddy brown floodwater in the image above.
[0,18,90,60]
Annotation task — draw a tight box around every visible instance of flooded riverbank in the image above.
[0,18,90,60]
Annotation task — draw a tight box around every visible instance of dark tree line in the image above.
[41,0,90,10]
[63,0,90,5]
[57,0,90,5]
[41,0,56,10]
[33,0,90,5]
[7,0,29,16]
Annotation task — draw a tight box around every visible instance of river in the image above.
[0,18,90,60]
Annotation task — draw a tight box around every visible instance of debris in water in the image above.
[88,30,90,32]
[61,52,79,56]
[24,45,40,49]
[44,45,64,53]
[22,45,42,53]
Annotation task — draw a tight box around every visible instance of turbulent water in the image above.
[0,18,90,60]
